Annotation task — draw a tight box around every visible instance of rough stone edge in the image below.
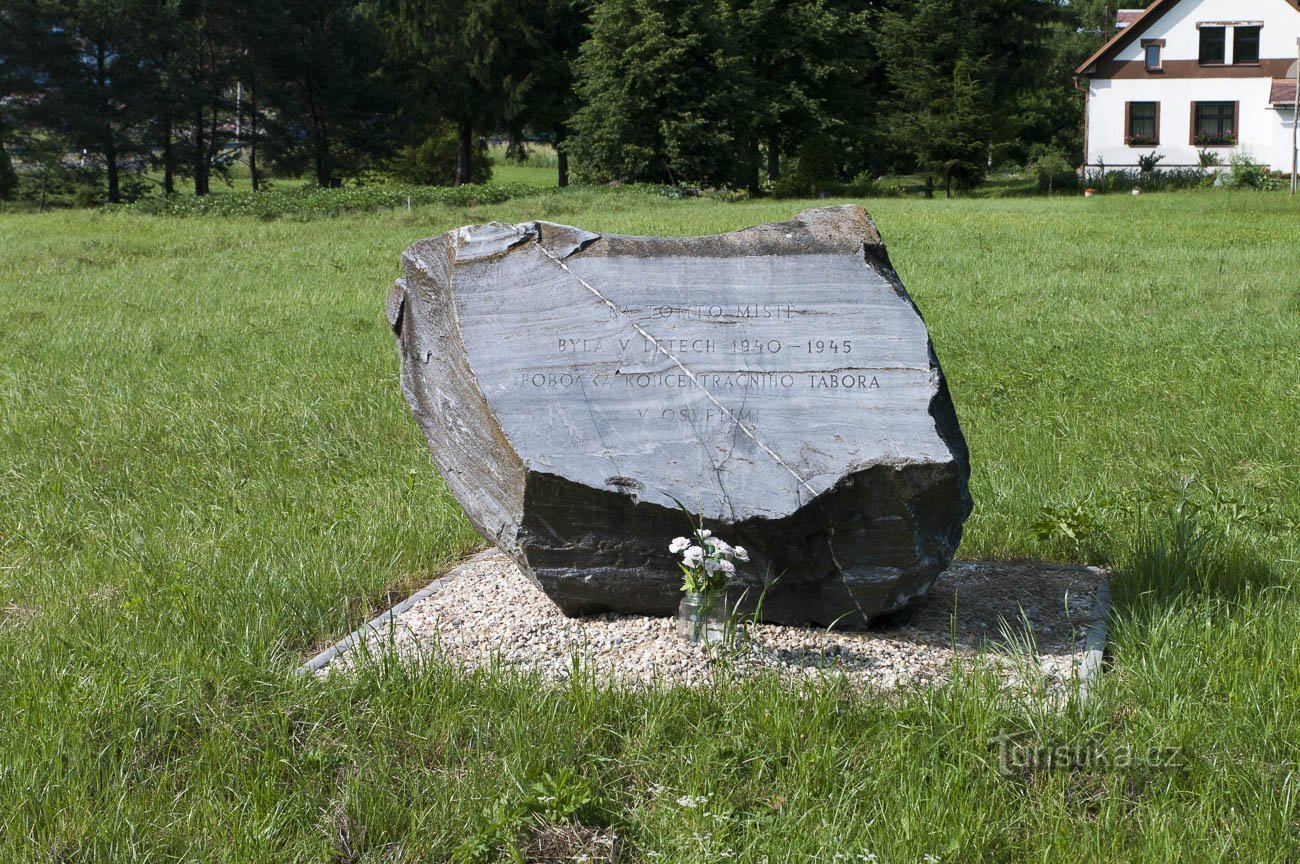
[298,549,498,675]
[1073,575,1111,704]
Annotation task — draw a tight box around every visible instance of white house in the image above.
[1076,0,1300,171]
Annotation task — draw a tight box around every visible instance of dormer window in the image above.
[1233,26,1261,65]
[1142,39,1164,71]
[1199,26,1226,65]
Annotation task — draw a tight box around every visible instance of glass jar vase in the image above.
[677,591,728,644]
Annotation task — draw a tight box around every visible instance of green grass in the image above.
[485,143,563,188]
[0,188,1297,861]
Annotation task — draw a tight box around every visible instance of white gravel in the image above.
[322,552,1107,692]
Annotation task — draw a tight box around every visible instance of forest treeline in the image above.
[0,0,1120,202]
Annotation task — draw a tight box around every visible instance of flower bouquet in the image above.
[670,529,748,644]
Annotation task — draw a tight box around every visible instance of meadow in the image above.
[0,185,1297,862]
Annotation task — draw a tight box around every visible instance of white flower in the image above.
[682,546,705,567]
[732,545,750,562]
[704,558,735,574]
[707,538,733,556]
[922,856,941,863]
[669,536,691,554]
[695,528,713,540]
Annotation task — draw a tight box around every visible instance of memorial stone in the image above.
[388,205,973,626]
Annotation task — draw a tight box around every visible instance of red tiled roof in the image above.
[1271,78,1300,105]
[1116,9,1146,28]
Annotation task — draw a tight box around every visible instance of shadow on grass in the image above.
[1110,504,1280,617]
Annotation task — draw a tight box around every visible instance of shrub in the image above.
[1197,148,1223,169]
[118,182,535,220]
[1222,153,1268,189]
[72,182,104,208]
[1029,146,1077,194]
[1136,151,1165,174]
[1083,166,1211,193]
[391,123,492,186]
[0,144,16,201]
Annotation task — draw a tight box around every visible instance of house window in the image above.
[1126,102,1159,146]
[1233,26,1261,65]
[1193,102,1237,146]
[1199,26,1226,64]
[1143,40,1164,71]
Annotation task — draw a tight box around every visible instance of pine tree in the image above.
[877,0,1058,196]
[385,0,532,186]
[567,0,749,186]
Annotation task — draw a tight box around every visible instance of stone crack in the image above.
[534,239,821,503]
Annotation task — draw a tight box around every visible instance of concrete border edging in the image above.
[1075,577,1112,704]
[299,548,499,675]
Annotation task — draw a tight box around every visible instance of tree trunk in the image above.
[747,137,761,194]
[162,115,175,196]
[95,42,119,203]
[248,87,259,192]
[193,108,209,195]
[766,137,780,182]
[456,118,473,187]
[315,125,332,187]
[555,130,568,188]
[924,175,934,199]
[105,138,120,204]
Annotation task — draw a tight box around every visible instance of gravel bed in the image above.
[322,552,1106,692]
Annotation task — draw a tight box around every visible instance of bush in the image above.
[392,123,492,186]
[0,144,16,201]
[1029,146,1078,194]
[1136,151,1165,174]
[72,182,104,208]
[117,182,535,220]
[1222,153,1269,190]
[1083,166,1211,193]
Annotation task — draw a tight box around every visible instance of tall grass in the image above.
[0,188,1297,861]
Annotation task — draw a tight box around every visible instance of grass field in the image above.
[1,187,1298,862]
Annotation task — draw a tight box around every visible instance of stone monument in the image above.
[388,205,972,627]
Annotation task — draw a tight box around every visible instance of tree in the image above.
[509,0,591,186]
[567,0,749,186]
[726,0,874,188]
[12,0,153,203]
[385,0,531,186]
[877,0,1059,196]
[250,0,394,187]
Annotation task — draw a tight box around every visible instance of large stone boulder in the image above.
[388,206,972,627]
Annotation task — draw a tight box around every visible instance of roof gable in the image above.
[1076,0,1300,76]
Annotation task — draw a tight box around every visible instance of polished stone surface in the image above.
[389,206,972,626]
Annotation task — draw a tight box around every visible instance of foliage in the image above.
[1083,166,1211,193]
[451,768,605,863]
[118,182,533,219]
[392,123,493,186]
[384,0,537,186]
[0,144,16,200]
[1029,145,1076,194]
[568,0,749,186]
[1136,151,1165,174]
[1221,153,1270,190]
[876,0,1064,197]
[248,0,396,187]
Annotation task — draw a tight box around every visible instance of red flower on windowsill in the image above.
[1194,130,1236,146]
[1125,133,1158,146]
